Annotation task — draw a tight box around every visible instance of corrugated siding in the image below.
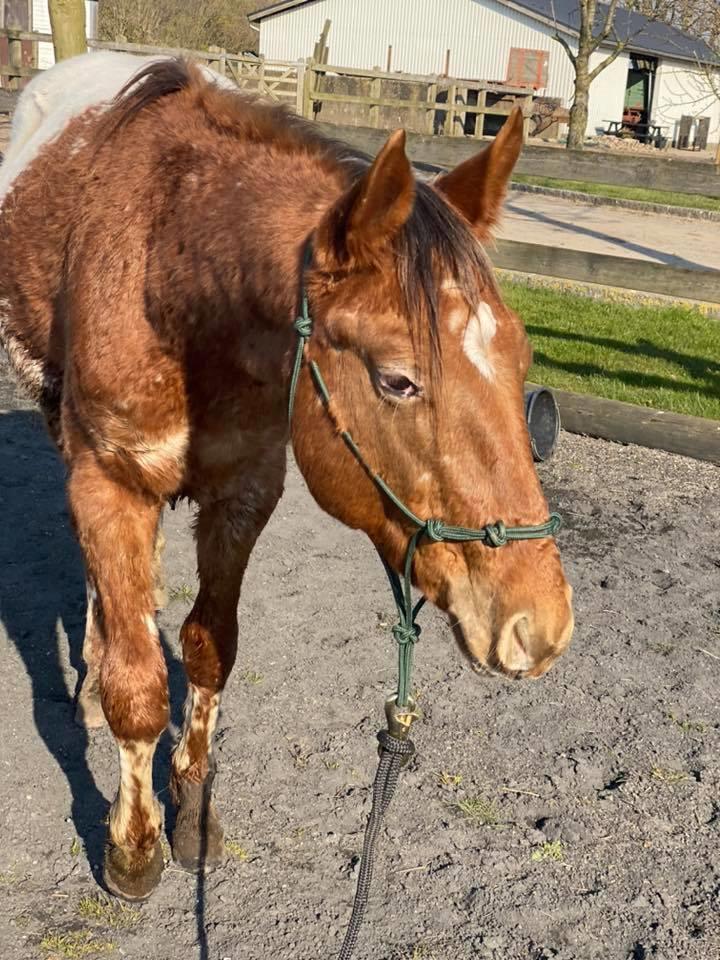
[652,59,720,145]
[259,0,629,134]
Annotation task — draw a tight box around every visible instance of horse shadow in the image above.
[0,408,187,879]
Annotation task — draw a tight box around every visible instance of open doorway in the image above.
[624,54,658,126]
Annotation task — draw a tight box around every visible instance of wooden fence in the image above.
[0,30,534,138]
[491,239,720,304]
[319,122,720,198]
[0,31,302,109]
[300,61,534,139]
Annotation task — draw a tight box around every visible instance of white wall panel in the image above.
[652,59,720,146]
[258,0,635,135]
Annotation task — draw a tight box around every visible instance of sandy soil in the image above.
[0,351,718,960]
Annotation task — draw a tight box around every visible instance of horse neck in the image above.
[146,144,346,385]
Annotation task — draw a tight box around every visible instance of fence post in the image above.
[207,46,226,76]
[302,59,316,119]
[369,74,381,128]
[523,92,533,141]
[426,79,437,135]
[8,29,23,91]
[474,88,487,138]
[444,82,457,136]
[295,60,305,116]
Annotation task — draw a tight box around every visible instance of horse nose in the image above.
[496,606,573,677]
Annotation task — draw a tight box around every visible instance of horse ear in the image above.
[434,107,524,235]
[317,129,414,267]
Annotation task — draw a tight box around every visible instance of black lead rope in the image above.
[338,731,416,960]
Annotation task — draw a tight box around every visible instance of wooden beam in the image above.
[317,123,720,199]
[491,239,720,303]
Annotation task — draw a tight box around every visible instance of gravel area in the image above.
[1,347,718,960]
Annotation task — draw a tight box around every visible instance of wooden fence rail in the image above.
[491,239,720,304]
[318,122,720,198]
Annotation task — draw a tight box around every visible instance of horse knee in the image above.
[100,634,169,743]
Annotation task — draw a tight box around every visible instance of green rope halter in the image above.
[288,245,562,708]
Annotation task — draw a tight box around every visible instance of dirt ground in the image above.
[0,352,718,960]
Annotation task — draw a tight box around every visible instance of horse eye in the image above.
[377,371,420,399]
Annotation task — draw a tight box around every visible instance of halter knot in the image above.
[484,521,508,547]
[294,314,312,339]
[392,623,421,647]
[424,519,446,542]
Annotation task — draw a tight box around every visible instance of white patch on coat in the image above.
[462,303,497,380]
[0,296,46,400]
[0,51,236,203]
[130,426,190,474]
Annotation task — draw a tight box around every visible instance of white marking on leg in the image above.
[143,613,159,638]
[110,740,161,848]
[463,303,497,380]
[0,297,47,401]
[173,685,222,779]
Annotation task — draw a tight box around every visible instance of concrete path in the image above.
[500,192,720,273]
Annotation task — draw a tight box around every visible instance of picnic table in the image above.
[604,119,668,147]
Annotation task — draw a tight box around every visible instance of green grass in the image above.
[513,174,720,212]
[501,281,720,419]
[451,795,499,826]
[40,930,115,957]
[531,840,565,863]
[77,894,140,929]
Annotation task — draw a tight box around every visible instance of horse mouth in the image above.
[451,617,525,681]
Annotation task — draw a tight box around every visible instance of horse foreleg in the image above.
[171,481,282,872]
[67,453,168,900]
[75,523,165,729]
[74,577,106,728]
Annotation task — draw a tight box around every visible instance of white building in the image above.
[249,0,720,145]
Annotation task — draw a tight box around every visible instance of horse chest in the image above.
[185,423,286,501]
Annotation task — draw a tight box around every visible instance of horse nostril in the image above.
[514,615,531,654]
[497,614,534,674]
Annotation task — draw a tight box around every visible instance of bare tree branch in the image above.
[588,41,628,81]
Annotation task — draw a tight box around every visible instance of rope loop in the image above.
[391,623,421,647]
[377,730,416,759]
[484,520,508,547]
[423,518,445,542]
[293,314,312,339]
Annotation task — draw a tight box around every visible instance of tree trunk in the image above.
[48,0,86,63]
[567,56,590,150]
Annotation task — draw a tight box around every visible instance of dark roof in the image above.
[505,0,718,64]
[249,0,719,65]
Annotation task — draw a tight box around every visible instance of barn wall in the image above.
[652,58,720,147]
[586,49,630,135]
[258,0,629,136]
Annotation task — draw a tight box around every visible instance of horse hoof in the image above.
[171,781,225,873]
[103,840,164,901]
[74,692,107,729]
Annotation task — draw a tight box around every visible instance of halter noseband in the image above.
[288,244,562,707]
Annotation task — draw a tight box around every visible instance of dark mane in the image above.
[102,58,493,365]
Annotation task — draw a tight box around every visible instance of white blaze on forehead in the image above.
[462,302,497,380]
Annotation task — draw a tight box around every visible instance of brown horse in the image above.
[0,58,573,901]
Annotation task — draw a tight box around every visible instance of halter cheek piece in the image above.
[288,244,562,708]
[288,243,562,960]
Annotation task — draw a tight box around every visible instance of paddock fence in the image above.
[1,33,718,306]
[0,30,536,137]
